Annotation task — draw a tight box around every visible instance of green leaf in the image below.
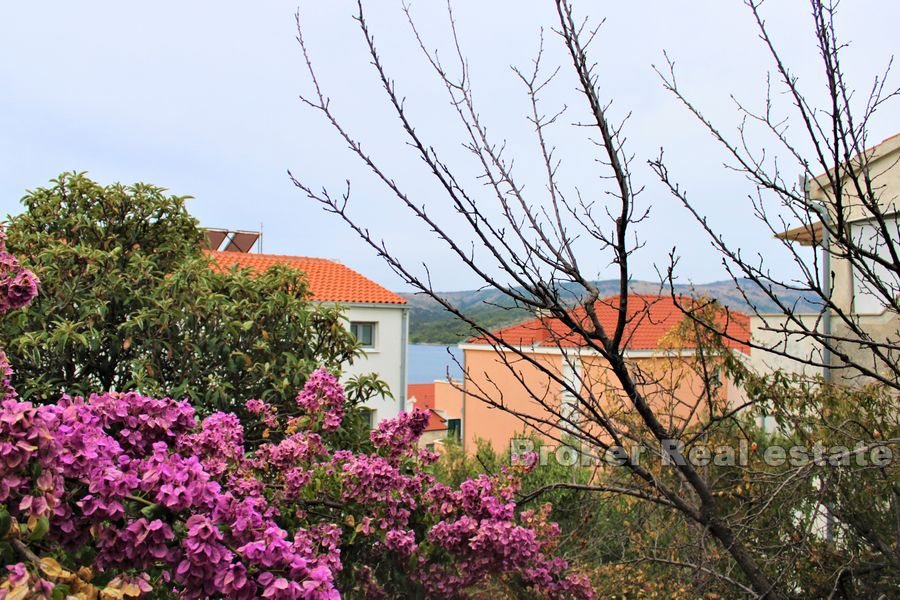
[0,507,11,538]
[140,502,163,520]
[29,516,50,541]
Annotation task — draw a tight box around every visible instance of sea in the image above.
[407,344,463,384]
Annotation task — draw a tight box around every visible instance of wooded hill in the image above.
[402,279,817,344]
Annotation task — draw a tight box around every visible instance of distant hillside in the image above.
[402,279,818,344]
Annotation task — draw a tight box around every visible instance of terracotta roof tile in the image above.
[407,383,436,408]
[424,409,448,432]
[207,251,407,305]
[408,384,448,431]
[468,294,749,353]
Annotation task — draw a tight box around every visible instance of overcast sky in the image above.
[2,1,897,292]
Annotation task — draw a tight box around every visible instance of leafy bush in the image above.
[1,173,358,422]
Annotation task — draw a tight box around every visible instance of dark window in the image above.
[447,418,461,442]
[360,408,376,429]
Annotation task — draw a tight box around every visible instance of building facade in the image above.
[459,295,750,453]
[209,250,409,422]
[751,133,900,385]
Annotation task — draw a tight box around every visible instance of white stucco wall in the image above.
[807,136,900,315]
[341,304,408,423]
[748,313,824,379]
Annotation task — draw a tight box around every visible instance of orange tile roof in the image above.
[207,251,407,305]
[424,409,448,432]
[408,383,436,407]
[468,294,749,353]
[407,383,448,431]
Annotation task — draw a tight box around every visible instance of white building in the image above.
[752,133,900,386]
[208,246,408,423]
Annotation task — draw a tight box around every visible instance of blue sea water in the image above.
[407,344,463,383]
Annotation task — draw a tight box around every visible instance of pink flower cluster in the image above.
[369,406,431,460]
[0,231,38,314]
[246,398,279,429]
[180,411,245,476]
[0,393,342,599]
[419,473,593,597]
[295,369,346,432]
[0,231,38,401]
[1,384,593,598]
[0,352,15,402]
[1,563,53,598]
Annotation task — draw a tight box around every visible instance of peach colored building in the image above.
[458,295,749,453]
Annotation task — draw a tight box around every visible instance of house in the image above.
[750,132,900,384]
[408,381,464,449]
[458,294,750,453]
[208,244,409,423]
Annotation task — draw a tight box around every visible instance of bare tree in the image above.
[290,1,898,597]
[652,0,900,390]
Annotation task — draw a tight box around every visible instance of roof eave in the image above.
[775,221,821,247]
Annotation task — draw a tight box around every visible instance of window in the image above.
[447,419,461,442]
[559,357,582,434]
[710,366,723,389]
[360,408,376,429]
[350,321,377,348]
[850,216,900,315]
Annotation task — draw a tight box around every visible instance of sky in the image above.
[1,1,898,293]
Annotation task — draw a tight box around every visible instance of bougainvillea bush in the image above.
[0,233,592,599]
